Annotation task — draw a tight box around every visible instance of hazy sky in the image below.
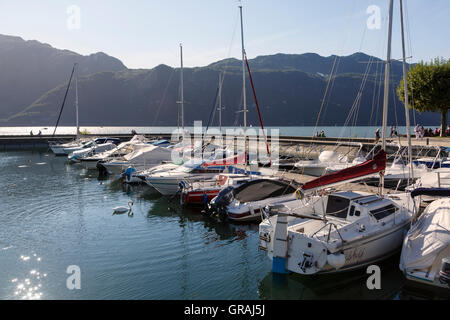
[0,0,448,69]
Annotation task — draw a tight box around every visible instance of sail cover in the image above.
[302,149,386,192]
[411,187,450,198]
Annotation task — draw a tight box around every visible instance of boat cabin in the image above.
[311,191,400,223]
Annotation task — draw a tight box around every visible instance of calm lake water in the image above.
[0,151,443,300]
[0,126,425,138]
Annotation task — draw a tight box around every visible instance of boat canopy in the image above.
[233,179,297,203]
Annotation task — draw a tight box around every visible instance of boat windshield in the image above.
[83,141,94,148]
[325,195,350,219]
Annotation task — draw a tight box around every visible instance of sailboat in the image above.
[258,0,417,275]
[49,63,98,156]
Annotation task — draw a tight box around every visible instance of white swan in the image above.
[113,200,133,214]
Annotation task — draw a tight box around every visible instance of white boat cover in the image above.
[400,198,450,272]
[123,145,171,163]
[416,168,450,188]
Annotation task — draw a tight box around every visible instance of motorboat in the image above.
[325,144,368,174]
[50,137,120,156]
[179,169,264,206]
[68,140,120,163]
[399,188,450,289]
[363,157,428,190]
[412,147,449,169]
[294,150,348,177]
[123,142,229,184]
[144,153,246,196]
[77,135,150,170]
[98,144,172,176]
[325,155,366,174]
[204,177,301,222]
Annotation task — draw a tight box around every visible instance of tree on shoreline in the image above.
[397,57,450,137]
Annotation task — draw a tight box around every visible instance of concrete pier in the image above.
[0,133,448,159]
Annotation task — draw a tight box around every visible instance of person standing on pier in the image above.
[414,124,419,139]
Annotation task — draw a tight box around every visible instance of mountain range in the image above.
[0,34,443,128]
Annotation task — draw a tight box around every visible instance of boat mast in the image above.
[239,5,247,148]
[218,72,222,132]
[180,43,184,130]
[75,63,80,138]
[380,0,394,195]
[400,0,414,183]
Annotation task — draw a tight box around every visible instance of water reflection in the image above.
[147,196,259,243]
[258,254,406,300]
[12,253,46,300]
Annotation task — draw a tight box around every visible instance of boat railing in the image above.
[436,171,450,188]
[311,221,346,244]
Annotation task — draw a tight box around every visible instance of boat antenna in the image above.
[52,63,76,137]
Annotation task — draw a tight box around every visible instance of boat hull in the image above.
[182,189,221,205]
[261,219,410,275]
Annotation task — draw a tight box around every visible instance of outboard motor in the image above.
[203,186,235,220]
[96,161,108,177]
[439,257,450,288]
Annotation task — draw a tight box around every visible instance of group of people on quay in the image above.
[414,124,450,138]
[374,125,450,143]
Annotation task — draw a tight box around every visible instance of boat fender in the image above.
[327,253,346,270]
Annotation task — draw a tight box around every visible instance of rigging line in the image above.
[390,73,399,129]
[151,68,175,126]
[52,63,76,137]
[311,55,338,144]
[338,54,374,142]
[369,57,381,128]
[374,61,384,127]
[217,9,240,128]
[244,53,271,165]
[320,56,340,125]
[321,0,357,126]
[310,0,356,146]
[205,86,220,132]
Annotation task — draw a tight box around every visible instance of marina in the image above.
[1,0,449,303]
[0,148,448,300]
